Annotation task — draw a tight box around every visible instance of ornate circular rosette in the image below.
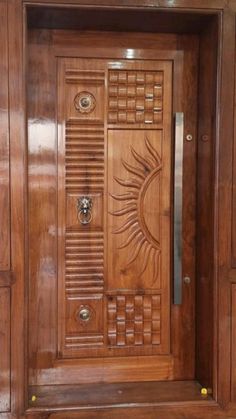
[74,91,96,114]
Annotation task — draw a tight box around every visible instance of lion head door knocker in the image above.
[77,196,93,225]
[74,91,96,114]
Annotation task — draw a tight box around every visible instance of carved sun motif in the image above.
[111,137,162,281]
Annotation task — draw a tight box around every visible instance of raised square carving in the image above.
[108,70,163,125]
[107,294,161,346]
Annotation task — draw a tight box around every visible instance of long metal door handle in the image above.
[174,113,184,305]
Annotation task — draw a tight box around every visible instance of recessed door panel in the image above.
[107,129,163,291]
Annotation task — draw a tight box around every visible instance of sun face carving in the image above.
[110,137,162,282]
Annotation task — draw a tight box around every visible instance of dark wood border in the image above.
[3,0,236,417]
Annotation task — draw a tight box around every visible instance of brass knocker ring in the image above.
[77,197,93,225]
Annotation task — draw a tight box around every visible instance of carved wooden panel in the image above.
[108,130,162,291]
[58,60,106,357]
[66,193,103,230]
[0,2,10,270]
[58,58,171,359]
[65,231,104,294]
[65,123,104,191]
[65,70,104,124]
[107,294,161,346]
[65,294,104,353]
[108,70,163,125]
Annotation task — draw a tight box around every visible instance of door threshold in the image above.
[28,380,215,410]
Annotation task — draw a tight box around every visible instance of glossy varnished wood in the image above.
[2,1,236,417]
[27,29,199,389]
[28,381,210,408]
[171,35,198,380]
[27,26,57,382]
[25,0,227,10]
[216,9,236,407]
[24,406,236,419]
[27,6,215,34]
[196,20,217,390]
[29,42,174,382]
[0,271,14,288]
[0,1,10,271]
[232,24,236,269]
[50,30,198,381]
[231,285,236,401]
[0,288,10,412]
[8,0,26,414]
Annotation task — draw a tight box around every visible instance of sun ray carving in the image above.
[110,136,162,281]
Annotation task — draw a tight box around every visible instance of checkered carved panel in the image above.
[108,70,163,125]
[107,294,161,346]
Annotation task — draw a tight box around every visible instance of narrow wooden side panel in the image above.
[196,24,216,388]
[232,35,236,267]
[231,284,236,401]
[0,2,10,270]
[0,288,10,412]
[57,60,106,359]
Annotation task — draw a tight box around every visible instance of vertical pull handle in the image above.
[174,113,184,304]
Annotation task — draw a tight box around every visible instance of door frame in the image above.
[5,0,236,417]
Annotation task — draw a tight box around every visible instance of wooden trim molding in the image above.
[229,269,236,282]
[8,0,26,415]
[23,0,227,10]
[231,285,236,401]
[0,288,10,412]
[2,0,236,417]
[216,8,236,408]
[0,271,15,287]
[0,0,10,271]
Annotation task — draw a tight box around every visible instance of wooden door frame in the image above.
[4,0,236,417]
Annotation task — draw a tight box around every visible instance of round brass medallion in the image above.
[79,307,91,321]
[74,91,96,114]
[76,305,93,324]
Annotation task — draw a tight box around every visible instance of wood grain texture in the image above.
[59,32,198,380]
[196,19,217,390]
[57,58,106,359]
[25,0,227,7]
[27,33,57,379]
[0,288,10,412]
[0,1,10,270]
[216,9,236,407]
[28,28,198,388]
[232,23,236,268]
[25,404,227,419]
[28,381,210,408]
[108,70,163,124]
[57,57,172,362]
[5,1,236,417]
[0,271,14,287]
[231,285,236,401]
[30,355,174,385]
[8,0,25,415]
[171,35,198,380]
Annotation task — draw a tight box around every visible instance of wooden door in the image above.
[57,58,172,368]
[28,31,198,388]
